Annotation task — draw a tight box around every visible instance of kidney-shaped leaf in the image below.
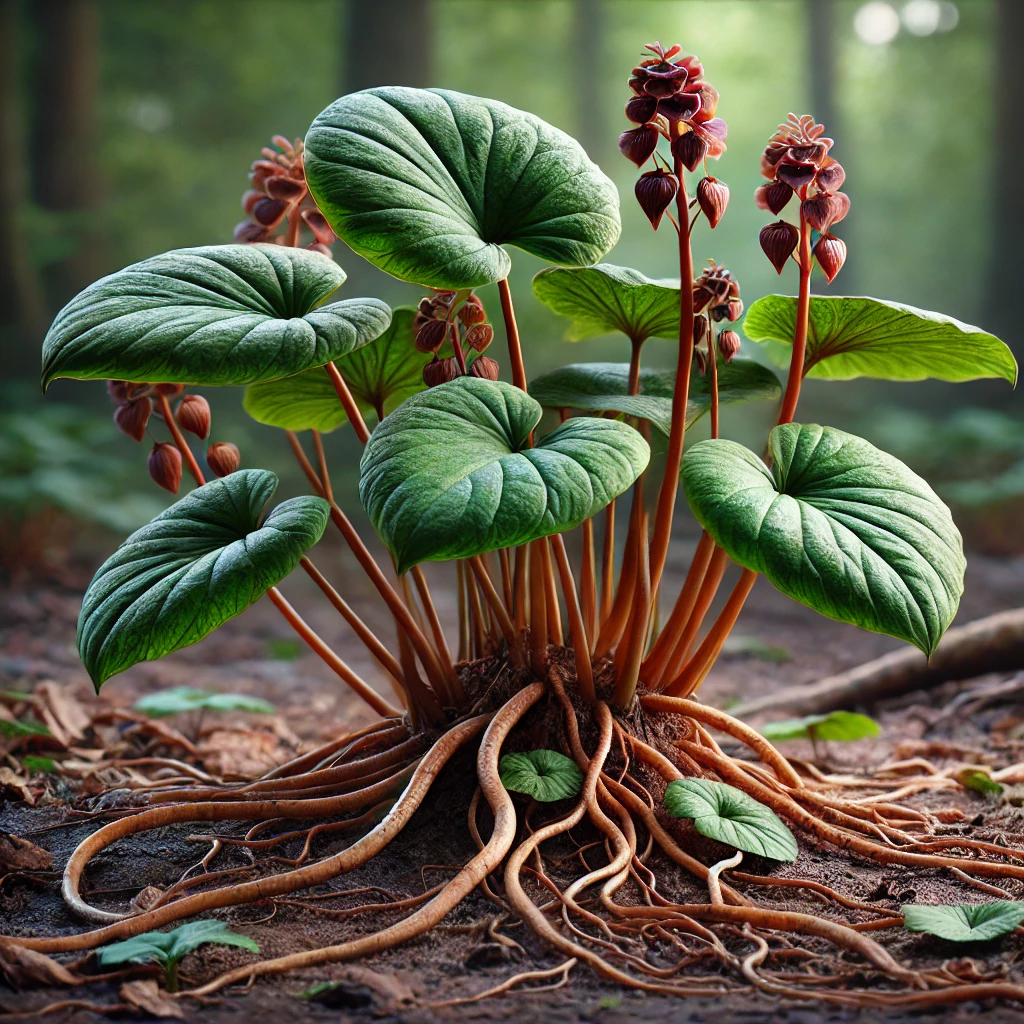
[304,87,621,290]
[528,360,781,436]
[902,903,1024,943]
[532,264,680,344]
[682,424,965,656]
[78,470,330,689]
[133,687,275,717]
[243,307,427,432]
[743,295,1017,384]
[359,376,649,573]
[760,711,880,744]
[663,778,798,862]
[500,749,584,802]
[42,245,392,388]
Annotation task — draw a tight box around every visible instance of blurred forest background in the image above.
[2,0,1022,575]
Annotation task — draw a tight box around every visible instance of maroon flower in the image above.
[207,442,241,478]
[113,398,152,442]
[717,329,741,363]
[469,356,500,380]
[813,234,847,283]
[176,395,211,440]
[618,125,660,167]
[802,192,850,233]
[696,176,729,229]
[754,180,794,216]
[148,442,182,494]
[760,221,800,274]
[635,169,678,229]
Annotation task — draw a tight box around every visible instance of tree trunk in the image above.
[29,0,102,306]
[344,0,432,94]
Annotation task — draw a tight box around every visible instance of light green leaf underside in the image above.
[133,686,275,717]
[78,470,329,689]
[499,749,584,802]
[304,87,621,290]
[243,307,426,432]
[760,710,880,743]
[96,921,259,968]
[528,360,782,436]
[902,903,1024,942]
[359,376,649,573]
[663,778,798,862]
[743,295,1017,384]
[682,423,965,656]
[42,244,392,388]
[532,264,680,344]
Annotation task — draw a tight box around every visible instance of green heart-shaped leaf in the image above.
[78,470,329,689]
[902,903,1024,942]
[760,710,880,743]
[528,360,782,436]
[663,778,798,862]
[743,295,1017,384]
[96,921,259,969]
[499,749,584,802]
[682,424,965,656]
[304,88,621,289]
[243,307,427,432]
[42,245,392,388]
[532,264,680,344]
[133,687,275,717]
[359,376,649,573]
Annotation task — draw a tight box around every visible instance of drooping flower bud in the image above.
[264,176,306,202]
[726,299,744,322]
[301,208,336,245]
[692,285,715,314]
[671,130,707,172]
[759,221,800,274]
[775,160,817,192]
[625,95,658,125]
[657,91,702,122]
[813,234,847,283]
[717,329,741,363]
[242,189,264,215]
[206,442,241,478]
[815,160,846,193]
[305,242,333,258]
[692,316,708,347]
[176,394,211,440]
[469,356,500,380]
[618,125,660,167]
[234,221,269,243]
[148,442,182,494]
[457,295,487,325]
[114,398,152,442]
[415,319,448,353]
[801,192,850,233]
[423,357,460,388]
[754,180,794,216]
[252,197,289,228]
[696,176,729,228]
[635,169,678,230]
[464,324,494,352]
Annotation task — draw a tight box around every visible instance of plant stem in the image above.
[528,540,548,675]
[497,277,528,393]
[541,539,563,645]
[513,545,528,637]
[777,208,812,427]
[549,534,595,703]
[612,491,650,708]
[469,555,520,658]
[324,361,370,443]
[599,500,615,626]
[311,430,333,503]
[456,561,469,662]
[648,143,695,598]
[580,517,597,646]
[709,329,720,440]
[449,321,468,375]
[158,393,205,485]
[411,565,462,703]
[498,547,513,611]
[266,586,401,718]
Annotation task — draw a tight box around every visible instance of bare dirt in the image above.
[4,530,1024,1021]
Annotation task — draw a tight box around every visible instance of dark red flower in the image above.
[754,181,794,216]
[672,131,707,173]
[813,234,847,283]
[423,357,460,387]
[635,169,678,229]
[717,329,741,363]
[148,442,182,494]
[207,442,241,478]
[469,356,500,380]
[464,324,494,352]
[114,398,151,442]
[415,319,448,353]
[618,125,660,167]
[696,176,729,229]
[802,192,850,233]
[176,395,211,440]
[760,221,800,274]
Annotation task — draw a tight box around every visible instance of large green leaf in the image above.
[359,376,649,573]
[743,295,1017,384]
[902,903,1024,943]
[528,360,782,436]
[78,470,329,689]
[304,87,621,290]
[499,749,584,802]
[760,711,880,744]
[682,423,965,656]
[663,778,798,862]
[42,245,392,388]
[243,307,427,432]
[532,264,680,344]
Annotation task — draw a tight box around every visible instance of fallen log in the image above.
[730,608,1024,719]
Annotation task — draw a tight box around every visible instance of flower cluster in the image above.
[617,43,729,232]
[234,136,336,256]
[756,114,849,281]
[414,292,498,386]
[691,262,743,373]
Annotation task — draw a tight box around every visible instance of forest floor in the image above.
[4,530,1024,1022]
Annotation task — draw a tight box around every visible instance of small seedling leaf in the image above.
[20,756,57,774]
[902,903,1024,942]
[499,750,584,802]
[0,720,52,739]
[96,921,259,970]
[133,687,275,717]
[956,769,1004,798]
[663,778,798,862]
[761,711,879,744]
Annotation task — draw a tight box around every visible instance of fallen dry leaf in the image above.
[35,681,91,747]
[119,980,185,1019]
[198,728,292,778]
[0,767,35,805]
[0,831,53,873]
[130,885,164,914]
[0,940,78,989]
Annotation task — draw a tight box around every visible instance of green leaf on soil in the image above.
[720,635,792,663]
[682,423,965,656]
[42,245,392,388]
[20,756,58,773]
[499,749,584,802]
[956,768,1004,798]
[532,264,680,344]
[243,307,428,432]
[0,719,52,739]
[359,376,649,573]
[759,711,880,744]
[133,687,275,717]
[304,87,620,289]
[663,778,798,862]
[743,295,1017,385]
[902,903,1024,942]
[78,470,329,689]
[528,360,781,437]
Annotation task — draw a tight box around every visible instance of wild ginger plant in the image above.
[16,42,1024,1008]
